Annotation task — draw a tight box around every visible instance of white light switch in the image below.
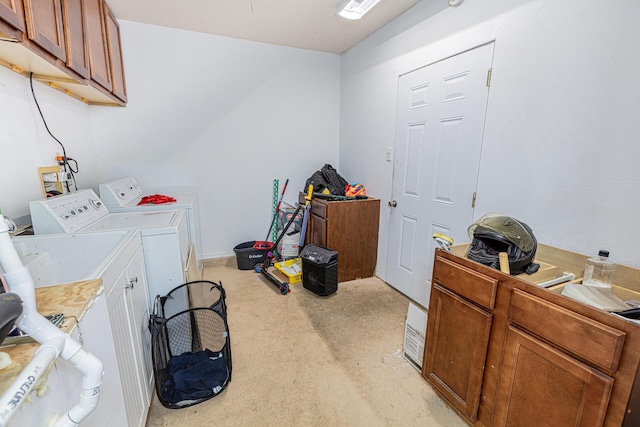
[386,147,393,162]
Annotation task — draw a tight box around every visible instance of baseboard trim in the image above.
[202,256,237,269]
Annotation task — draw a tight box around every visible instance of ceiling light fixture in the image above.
[336,0,383,20]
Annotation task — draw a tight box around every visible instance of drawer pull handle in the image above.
[126,277,138,289]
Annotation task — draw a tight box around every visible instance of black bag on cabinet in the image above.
[304,164,349,196]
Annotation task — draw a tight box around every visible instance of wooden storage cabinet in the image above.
[62,0,90,78]
[301,194,380,282]
[104,2,126,101]
[0,0,25,35]
[23,0,66,61]
[423,248,640,427]
[84,0,110,90]
[0,0,126,105]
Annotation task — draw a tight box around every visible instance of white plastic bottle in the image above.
[582,250,617,288]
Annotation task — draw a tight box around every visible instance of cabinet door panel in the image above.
[106,269,146,427]
[494,325,614,427]
[61,0,89,78]
[24,0,67,61]
[127,248,152,406]
[310,214,327,247]
[104,3,126,101]
[0,0,25,32]
[423,284,493,422]
[85,0,111,90]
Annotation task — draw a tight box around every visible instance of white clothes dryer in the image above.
[29,189,191,310]
[99,177,203,278]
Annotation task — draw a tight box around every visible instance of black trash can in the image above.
[233,241,272,270]
[300,244,338,296]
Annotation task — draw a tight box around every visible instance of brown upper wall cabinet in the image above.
[0,0,26,35]
[23,0,67,61]
[84,0,111,92]
[0,0,126,105]
[104,2,125,102]
[61,0,90,79]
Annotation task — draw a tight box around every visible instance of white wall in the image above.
[0,67,102,219]
[90,22,341,258]
[340,0,640,270]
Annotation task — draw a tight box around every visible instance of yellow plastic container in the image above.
[274,258,302,284]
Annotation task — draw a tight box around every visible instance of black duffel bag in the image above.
[304,164,349,196]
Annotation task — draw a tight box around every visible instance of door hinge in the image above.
[472,192,477,208]
[486,68,492,87]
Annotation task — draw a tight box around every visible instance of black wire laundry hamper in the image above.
[149,280,232,409]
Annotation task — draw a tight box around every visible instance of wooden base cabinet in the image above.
[423,248,640,427]
[300,194,380,282]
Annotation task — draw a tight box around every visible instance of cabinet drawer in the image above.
[509,289,625,373]
[310,200,327,219]
[433,257,498,311]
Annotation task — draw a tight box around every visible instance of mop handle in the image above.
[275,179,289,212]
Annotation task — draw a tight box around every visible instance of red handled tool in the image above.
[137,194,177,205]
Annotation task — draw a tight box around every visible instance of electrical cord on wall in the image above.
[29,72,79,193]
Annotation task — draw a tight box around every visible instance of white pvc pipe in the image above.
[0,215,104,426]
[536,272,577,288]
[0,340,61,423]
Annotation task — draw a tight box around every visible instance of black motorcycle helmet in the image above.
[467,213,539,275]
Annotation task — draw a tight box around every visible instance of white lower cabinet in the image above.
[3,232,153,426]
[105,246,152,427]
[7,293,129,426]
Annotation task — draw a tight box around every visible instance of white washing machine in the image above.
[99,176,203,278]
[29,189,192,309]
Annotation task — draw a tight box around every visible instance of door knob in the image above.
[388,200,397,208]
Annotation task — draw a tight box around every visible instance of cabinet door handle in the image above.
[388,200,397,208]
[126,276,138,289]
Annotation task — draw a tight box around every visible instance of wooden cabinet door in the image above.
[23,0,67,61]
[309,213,327,247]
[493,325,614,427]
[0,0,25,32]
[423,284,493,422]
[61,0,89,78]
[104,3,126,101]
[84,0,111,91]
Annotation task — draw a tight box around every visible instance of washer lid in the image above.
[82,210,183,235]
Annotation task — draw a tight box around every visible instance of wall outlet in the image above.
[386,147,393,162]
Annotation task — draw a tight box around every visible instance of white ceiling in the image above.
[106,0,423,54]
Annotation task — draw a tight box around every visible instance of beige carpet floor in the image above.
[145,262,466,427]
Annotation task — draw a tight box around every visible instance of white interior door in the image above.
[386,42,494,308]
